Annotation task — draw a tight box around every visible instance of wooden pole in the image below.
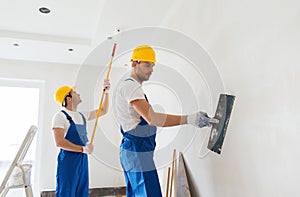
[90,43,117,144]
[166,167,171,197]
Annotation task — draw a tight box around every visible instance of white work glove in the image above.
[187,111,211,128]
[82,143,94,154]
[103,79,111,94]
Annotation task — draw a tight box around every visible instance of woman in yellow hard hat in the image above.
[115,45,211,197]
[52,80,110,197]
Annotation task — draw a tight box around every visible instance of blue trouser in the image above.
[56,110,89,197]
[56,151,88,197]
[120,117,162,197]
[123,170,162,197]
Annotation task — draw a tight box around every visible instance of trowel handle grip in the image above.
[209,118,219,124]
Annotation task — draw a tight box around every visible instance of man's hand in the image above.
[103,79,111,93]
[82,143,94,154]
[187,111,211,128]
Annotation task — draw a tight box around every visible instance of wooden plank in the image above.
[169,149,176,197]
[173,150,177,197]
[176,152,191,197]
[165,167,171,197]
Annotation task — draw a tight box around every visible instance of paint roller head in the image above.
[207,94,235,154]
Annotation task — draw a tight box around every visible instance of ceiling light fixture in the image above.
[68,48,74,52]
[13,43,19,46]
[39,7,51,14]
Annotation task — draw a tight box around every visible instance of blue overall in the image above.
[120,97,162,197]
[56,110,89,197]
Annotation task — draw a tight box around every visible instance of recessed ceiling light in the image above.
[39,7,51,14]
[68,48,74,52]
[13,43,19,46]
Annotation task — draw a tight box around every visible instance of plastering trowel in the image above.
[208,94,235,154]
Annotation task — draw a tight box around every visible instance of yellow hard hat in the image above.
[130,45,156,63]
[54,86,73,105]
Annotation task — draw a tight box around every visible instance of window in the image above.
[0,78,43,196]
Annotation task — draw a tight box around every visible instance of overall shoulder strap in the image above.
[144,94,149,102]
[61,110,73,123]
[78,112,86,125]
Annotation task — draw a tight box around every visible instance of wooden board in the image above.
[176,152,191,197]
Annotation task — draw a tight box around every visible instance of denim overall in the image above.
[120,94,162,197]
[56,110,89,197]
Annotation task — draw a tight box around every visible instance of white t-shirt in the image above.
[52,108,90,135]
[115,77,146,132]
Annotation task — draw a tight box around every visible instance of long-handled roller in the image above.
[90,43,117,144]
[207,94,235,154]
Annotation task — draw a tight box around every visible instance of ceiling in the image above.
[0,0,176,65]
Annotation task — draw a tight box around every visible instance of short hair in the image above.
[62,92,72,107]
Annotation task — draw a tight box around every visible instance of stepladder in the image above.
[0,125,37,197]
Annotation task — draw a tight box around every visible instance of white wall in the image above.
[157,0,300,196]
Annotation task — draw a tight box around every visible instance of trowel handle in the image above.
[209,118,219,124]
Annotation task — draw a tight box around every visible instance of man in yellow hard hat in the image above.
[52,80,110,197]
[115,45,211,197]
